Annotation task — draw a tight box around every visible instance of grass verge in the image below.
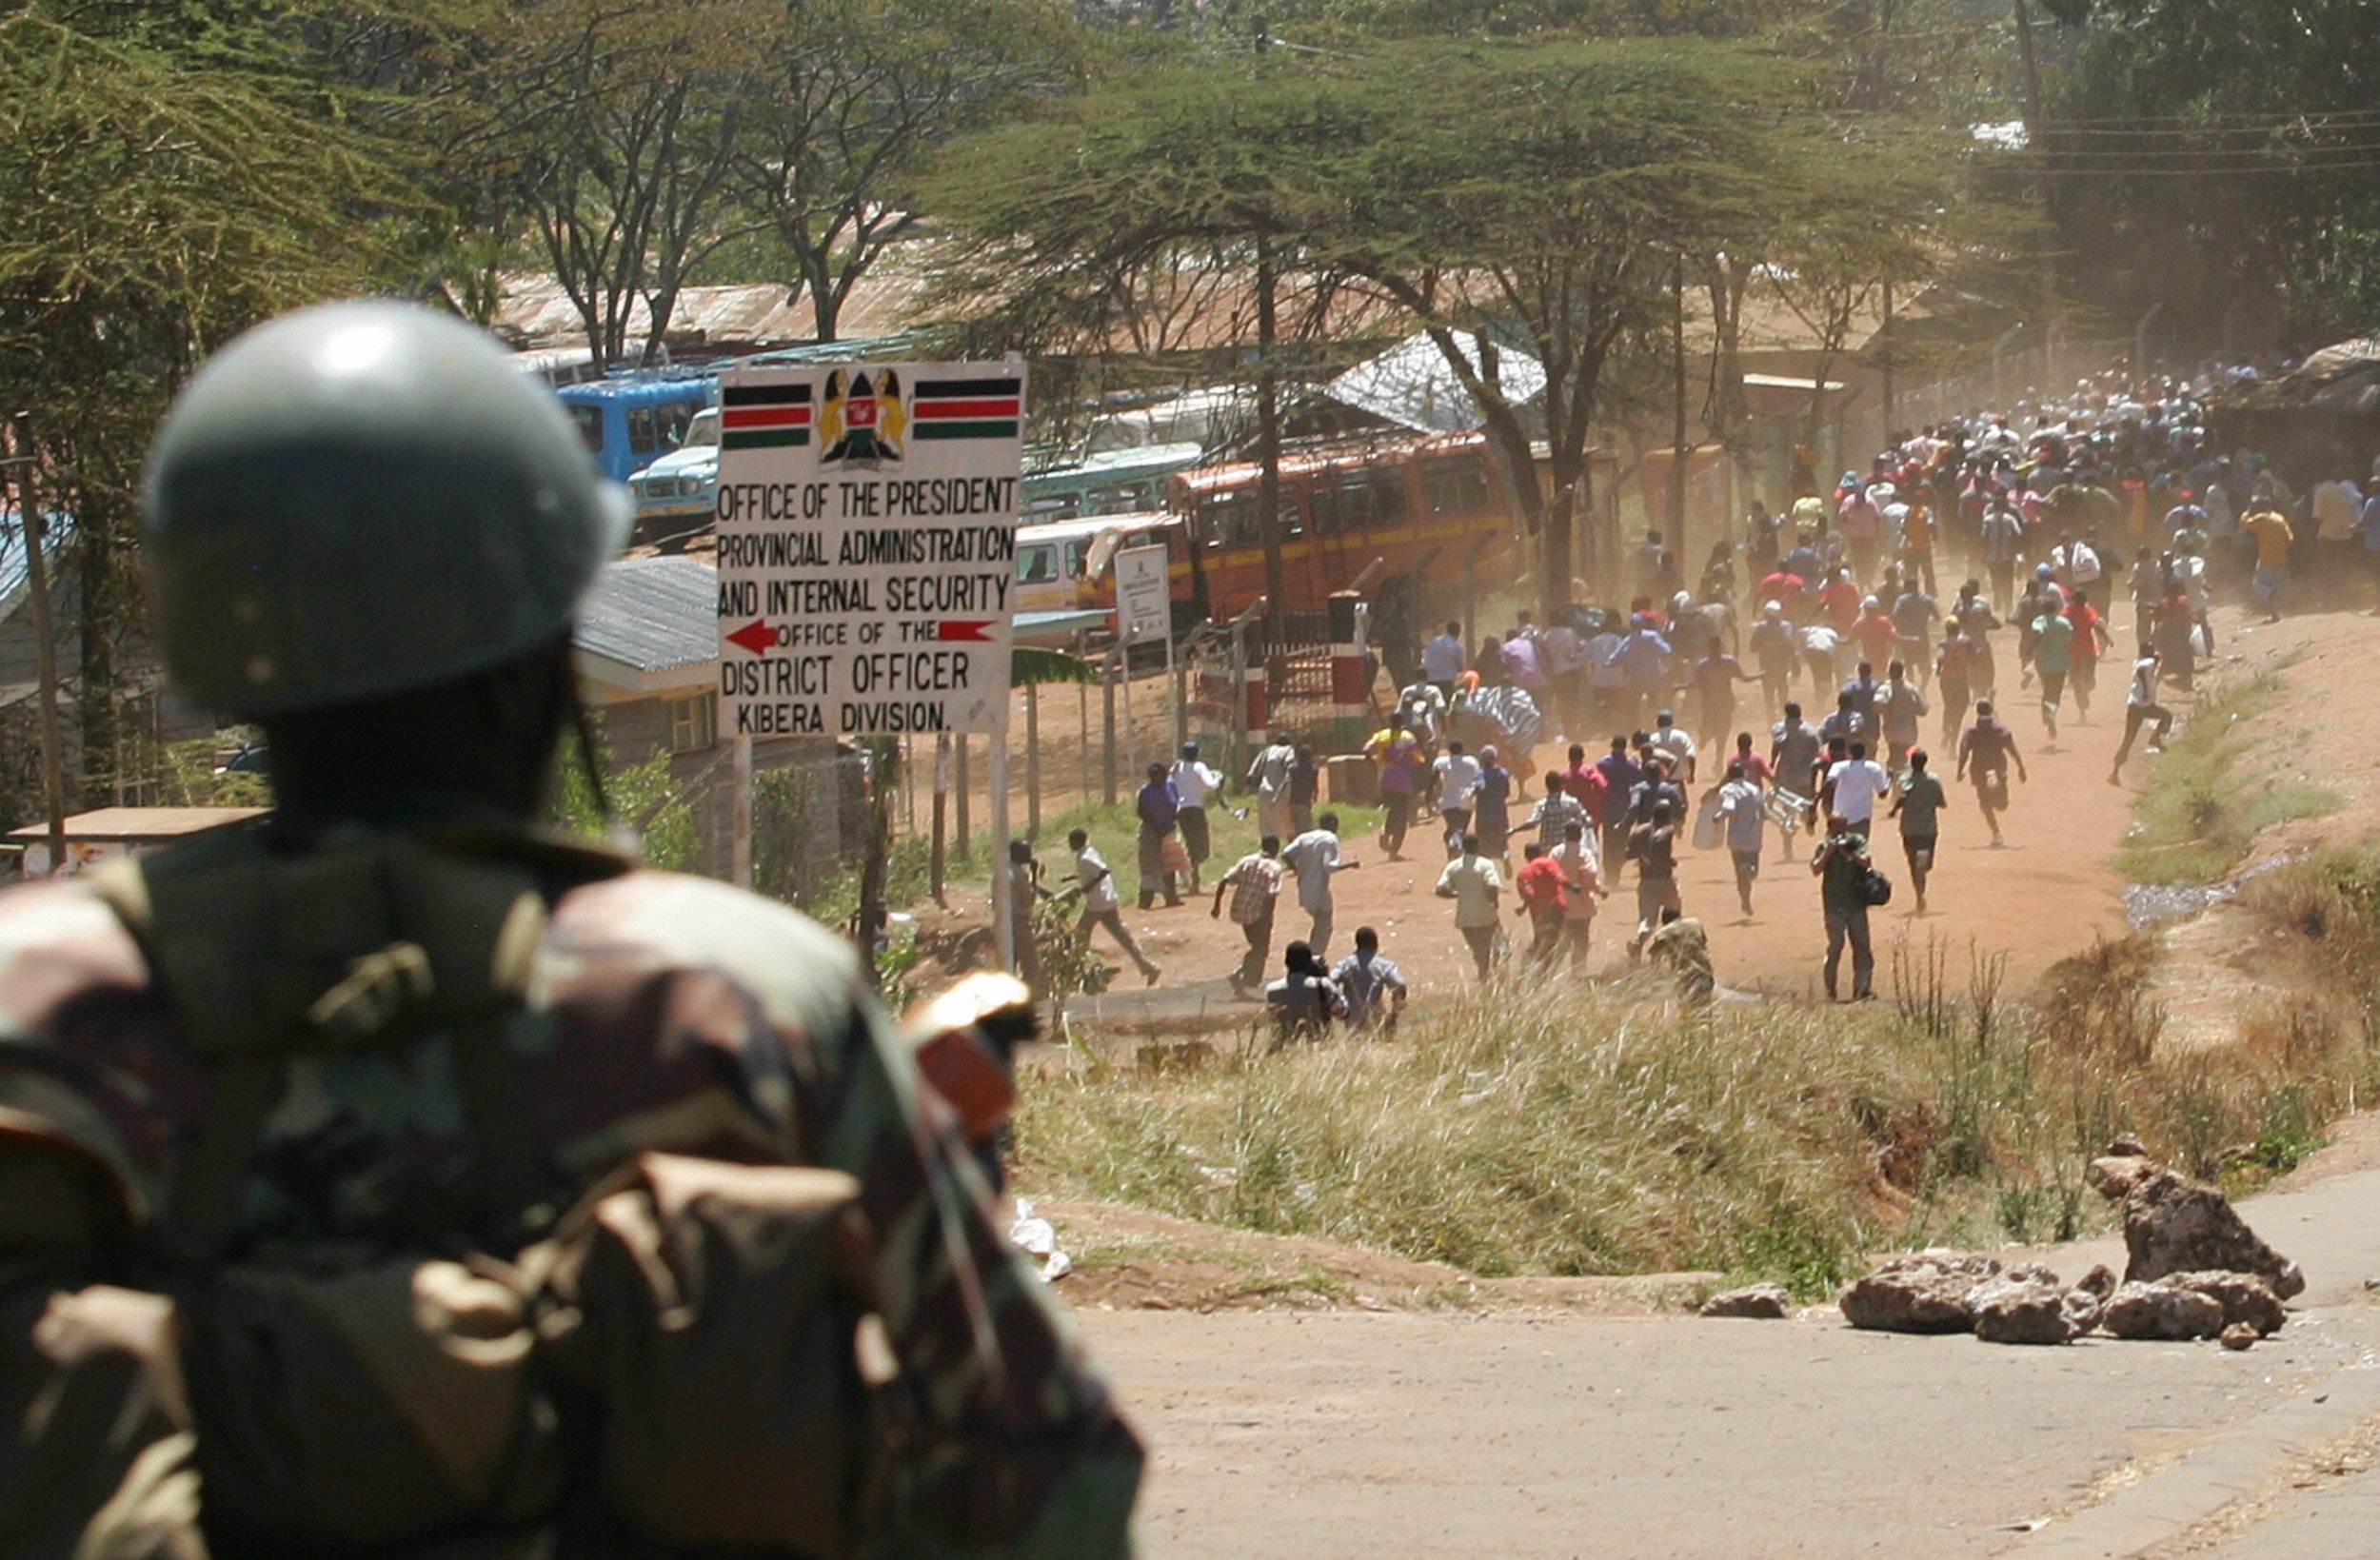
[1017,930,2380,1298]
[2114,674,2342,886]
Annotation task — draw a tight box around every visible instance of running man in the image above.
[2026,594,2074,741]
[1887,747,1948,914]
[1171,741,1225,889]
[2241,494,2295,623]
[1716,759,1767,917]
[1770,701,1823,860]
[1212,834,1286,997]
[1812,812,1877,1002]
[1955,698,2028,846]
[2110,646,2174,782]
[1626,798,1683,962]
[1068,827,1161,985]
[1553,820,1607,967]
[1280,810,1359,957]
[2063,587,2112,723]
[1433,738,1483,858]
[1515,842,1570,966]
[1826,740,1892,839]
[1876,659,1929,772]
[1436,832,1506,978]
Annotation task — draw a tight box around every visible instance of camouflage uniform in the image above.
[0,818,1141,1556]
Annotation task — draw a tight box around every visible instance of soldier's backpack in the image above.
[70,823,886,1559]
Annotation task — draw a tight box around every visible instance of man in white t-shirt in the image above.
[1246,730,1298,841]
[1170,740,1225,890]
[1433,740,1483,857]
[1069,827,1160,984]
[1647,708,1697,783]
[1824,740,1893,839]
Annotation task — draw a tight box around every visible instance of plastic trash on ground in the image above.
[1009,1196,1073,1282]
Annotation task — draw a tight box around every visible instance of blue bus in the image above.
[555,373,717,483]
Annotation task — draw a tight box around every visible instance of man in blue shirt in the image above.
[1330,926,1409,1035]
[1135,760,1182,908]
[1421,620,1467,697]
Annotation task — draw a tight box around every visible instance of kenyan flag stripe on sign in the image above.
[721,383,812,449]
[912,376,1021,441]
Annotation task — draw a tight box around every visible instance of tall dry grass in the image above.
[1018,923,2380,1296]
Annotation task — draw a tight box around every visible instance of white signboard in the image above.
[1115,543,1171,646]
[712,363,1025,738]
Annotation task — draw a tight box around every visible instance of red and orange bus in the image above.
[1013,431,1618,643]
[1167,431,1616,624]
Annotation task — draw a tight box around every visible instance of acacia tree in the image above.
[925,58,1367,639]
[738,0,1082,344]
[1310,39,1787,616]
[0,8,388,804]
[502,1,769,368]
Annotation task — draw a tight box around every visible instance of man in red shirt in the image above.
[1514,842,1571,966]
[2062,587,2112,722]
[1758,566,1806,620]
[1559,741,1609,827]
[1850,597,1899,670]
[1818,566,1863,632]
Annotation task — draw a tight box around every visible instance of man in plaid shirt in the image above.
[1212,835,1286,997]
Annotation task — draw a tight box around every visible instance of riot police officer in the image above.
[0,302,1140,1558]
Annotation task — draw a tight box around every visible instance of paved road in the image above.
[1080,1161,2380,1558]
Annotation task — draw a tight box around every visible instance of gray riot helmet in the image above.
[141,301,631,718]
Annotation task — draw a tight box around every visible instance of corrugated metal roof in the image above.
[575,556,718,672]
[0,511,74,622]
[1324,330,1545,433]
[2211,339,2380,419]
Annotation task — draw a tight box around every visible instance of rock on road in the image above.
[1082,1151,2380,1558]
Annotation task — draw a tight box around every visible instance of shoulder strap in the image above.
[90,823,570,1258]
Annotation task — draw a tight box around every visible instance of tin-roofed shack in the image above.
[2207,339,2380,484]
[572,556,865,897]
[5,806,268,879]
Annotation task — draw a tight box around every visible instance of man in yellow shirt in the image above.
[2241,498,2295,623]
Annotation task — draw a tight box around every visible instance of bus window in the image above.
[1017,543,1061,583]
[569,405,605,454]
[1064,540,1090,579]
[1369,471,1410,526]
[1203,491,1260,548]
[1308,486,1339,534]
[655,400,698,450]
[1330,481,1378,531]
[628,405,661,455]
[1423,457,1492,516]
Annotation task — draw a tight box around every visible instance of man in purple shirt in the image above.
[1593,734,1644,873]
[1136,760,1182,908]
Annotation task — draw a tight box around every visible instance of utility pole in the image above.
[2012,0,2058,383]
[1881,281,1896,435]
[1671,259,1689,559]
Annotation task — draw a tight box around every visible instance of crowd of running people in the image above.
[1033,361,2380,1031]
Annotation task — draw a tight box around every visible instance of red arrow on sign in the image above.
[724,619,777,655]
[937,620,995,642]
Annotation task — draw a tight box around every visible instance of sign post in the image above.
[713,362,1026,972]
[1116,540,1173,763]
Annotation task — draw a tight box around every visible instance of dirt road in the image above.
[1061,596,2168,1024]
[1082,1145,2380,1559]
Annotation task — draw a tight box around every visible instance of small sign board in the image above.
[713,362,1025,738]
[1115,543,1171,646]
